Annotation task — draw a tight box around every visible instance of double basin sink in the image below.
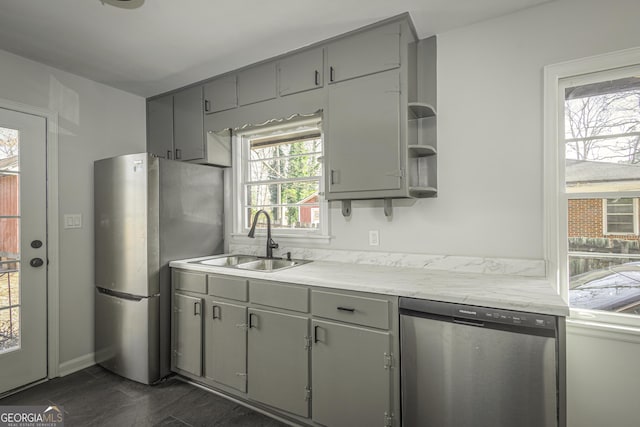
[190,254,311,272]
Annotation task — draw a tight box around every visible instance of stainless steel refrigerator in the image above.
[94,152,224,384]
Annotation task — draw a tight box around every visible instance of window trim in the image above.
[544,47,640,329]
[602,198,639,236]
[232,117,329,240]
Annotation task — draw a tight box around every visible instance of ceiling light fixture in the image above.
[100,0,145,9]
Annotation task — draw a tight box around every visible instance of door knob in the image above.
[30,258,44,268]
[31,240,43,249]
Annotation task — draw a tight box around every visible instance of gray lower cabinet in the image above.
[173,293,203,377]
[326,69,402,198]
[247,308,310,418]
[312,319,393,427]
[204,299,247,392]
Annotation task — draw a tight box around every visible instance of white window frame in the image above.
[232,117,329,240]
[544,47,640,329]
[603,198,639,236]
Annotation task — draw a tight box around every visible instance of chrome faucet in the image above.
[247,209,279,259]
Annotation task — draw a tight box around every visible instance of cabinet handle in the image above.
[248,313,258,329]
[330,169,336,185]
[314,70,320,86]
[204,99,210,112]
[194,301,201,316]
[313,325,320,343]
[167,150,172,160]
[337,306,355,313]
[329,66,335,82]
[175,148,181,160]
[212,305,220,319]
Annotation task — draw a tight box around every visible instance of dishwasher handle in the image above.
[453,318,485,328]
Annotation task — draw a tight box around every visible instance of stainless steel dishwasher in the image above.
[400,297,563,427]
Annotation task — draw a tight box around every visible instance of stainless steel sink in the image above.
[190,254,310,272]
[192,255,259,266]
[235,258,310,272]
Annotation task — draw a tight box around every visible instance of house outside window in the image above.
[233,117,327,238]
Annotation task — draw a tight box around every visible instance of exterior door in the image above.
[0,107,47,394]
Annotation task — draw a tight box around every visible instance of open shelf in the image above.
[408,102,436,120]
[408,144,436,158]
[409,186,438,198]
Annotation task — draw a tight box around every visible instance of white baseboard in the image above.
[58,352,95,377]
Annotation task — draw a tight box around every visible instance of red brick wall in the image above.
[568,198,640,240]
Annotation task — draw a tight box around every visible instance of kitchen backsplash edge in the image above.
[228,243,547,277]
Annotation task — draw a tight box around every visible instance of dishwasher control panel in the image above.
[399,297,556,330]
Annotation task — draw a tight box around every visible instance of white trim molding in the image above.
[0,98,60,379]
[58,352,95,377]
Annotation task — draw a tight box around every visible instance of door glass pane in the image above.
[0,126,20,353]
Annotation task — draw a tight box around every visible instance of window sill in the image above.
[567,318,640,344]
[230,232,332,243]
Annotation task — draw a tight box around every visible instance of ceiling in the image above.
[0,0,550,98]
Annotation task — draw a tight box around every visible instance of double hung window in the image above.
[234,118,326,237]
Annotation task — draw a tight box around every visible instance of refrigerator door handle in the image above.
[97,287,144,302]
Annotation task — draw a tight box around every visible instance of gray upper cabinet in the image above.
[247,308,309,417]
[312,319,393,427]
[278,48,324,96]
[173,86,205,161]
[326,69,402,197]
[327,22,401,84]
[147,94,174,159]
[238,62,277,106]
[204,75,238,114]
[205,299,247,392]
[148,86,206,162]
[173,293,203,377]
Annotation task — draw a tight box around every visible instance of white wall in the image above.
[0,49,146,367]
[302,0,639,260]
[416,1,640,426]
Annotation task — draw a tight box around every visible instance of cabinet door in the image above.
[312,319,392,427]
[147,95,174,159]
[327,22,400,84]
[237,62,277,106]
[173,293,203,376]
[204,75,237,114]
[205,300,247,392]
[173,85,204,161]
[278,48,323,96]
[247,308,309,417]
[326,69,402,195]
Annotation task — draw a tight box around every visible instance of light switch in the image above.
[64,214,82,229]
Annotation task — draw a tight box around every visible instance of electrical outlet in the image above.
[369,230,379,246]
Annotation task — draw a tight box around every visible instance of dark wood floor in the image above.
[0,366,288,427]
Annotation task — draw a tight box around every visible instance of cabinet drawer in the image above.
[173,270,207,294]
[208,274,248,302]
[250,280,309,313]
[311,290,389,329]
